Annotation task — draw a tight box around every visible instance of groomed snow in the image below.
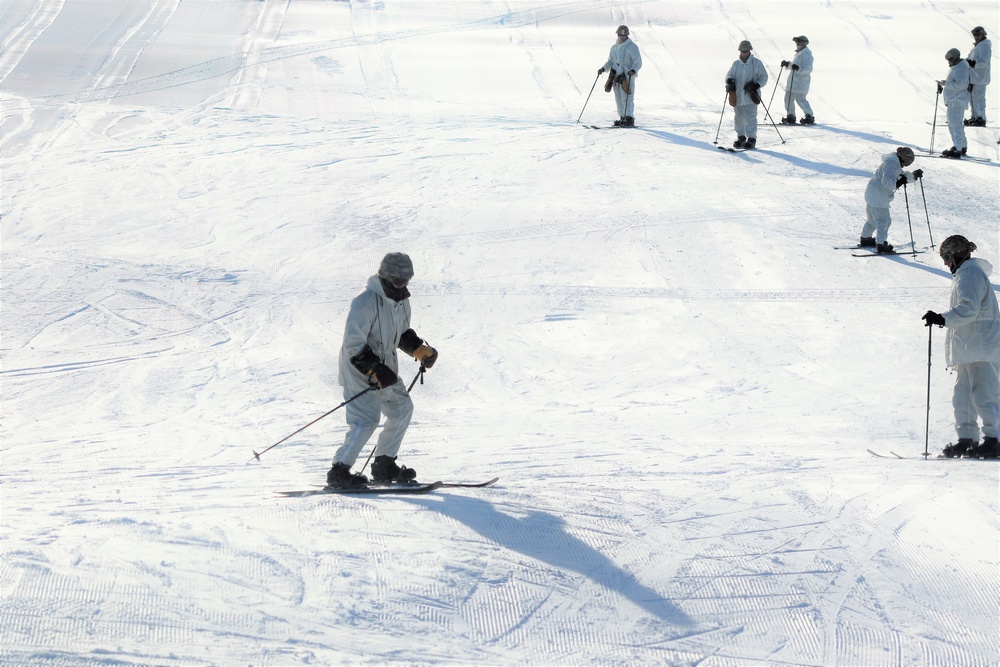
[2,1,998,665]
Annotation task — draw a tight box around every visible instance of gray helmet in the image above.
[972,26,986,37]
[378,252,414,286]
[616,25,629,37]
[738,40,753,51]
[940,235,977,260]
[895,146,915,166]
[792,35,809,44]
[945,48,962,62]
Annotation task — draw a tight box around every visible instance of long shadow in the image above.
[411,494,694,626]
[637,128,872,177]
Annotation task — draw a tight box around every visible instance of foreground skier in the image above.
[858,147,920,254]
[327,252,438,488]
[922,236,1000,459]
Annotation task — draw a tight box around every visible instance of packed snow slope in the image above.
[2,1,999,665]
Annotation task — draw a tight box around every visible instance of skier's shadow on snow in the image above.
[411,494,694,626]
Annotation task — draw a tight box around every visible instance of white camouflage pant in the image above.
[970,83,988,120]
[733,104,758,138]
[861,205,892,244]
[613,78,636,117]
[784,90,812,117]
[332,380,413,467]
[946,102,968,149]
[952,361,1000,440]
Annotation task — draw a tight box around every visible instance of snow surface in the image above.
[2,1,999,665]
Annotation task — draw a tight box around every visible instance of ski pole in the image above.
[250,385,377,462]
[763,66,784,119]
[918,178,935,249]
[713,91,728,145]
[760,94,786,144]
[625,73,634,123]
[902,183,916,255]
[358,366,426,475]
[929,87,941,153]
[923,325,933,459]
[576,71,601,123]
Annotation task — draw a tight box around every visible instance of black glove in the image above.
[598,67,605,75]
[936,82,943,94]
[791,64,800,71]
[350,346,398,387]
[743,81,760,91]
[725,77,736,92]
[398,328,438,369]
[895,174,908,189]
[913,168,923,179]
[780,60,790,68]
[969,59,976,68]
[922,311,946,327]
[369,363,399,388]
[628,69,636,77]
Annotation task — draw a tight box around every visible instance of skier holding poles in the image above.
[327,252,439,489]
[857,147,921,254]
[779,36,815,125]
[725,40,768,149]
[922,236,1000,459]
[597,25,642,127]
[937,48,971,158]
[965,26,991,127]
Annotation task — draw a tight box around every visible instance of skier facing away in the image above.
[965,26,991,127]
[779,35,815,125]
[725,40,768,149]
[327,252,438,488]
[938,48,972,159]
[597,25,642,127]
[922,236,1000,459]
[858,147,921,254]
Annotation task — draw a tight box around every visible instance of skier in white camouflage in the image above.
[725,40,768,149]
[965,26,991,127]
[937,48,972,159]
[779,36,815,126]
[598,25,642,127]
[327,252,438,489]
[858,147,922,254]
[922,235,1000,459]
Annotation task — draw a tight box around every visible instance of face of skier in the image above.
[739,48,751,62]
[940,251,960,274]
[972,28,986,44]
[617,29,628,43]
[794,39,807,52]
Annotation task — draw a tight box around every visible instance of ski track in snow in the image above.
[2,0,999,665]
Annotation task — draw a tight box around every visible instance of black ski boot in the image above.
[744,137,757,149]
[859,236,877,248]
[970,117,986,127]
[733,135,746,149]
[326,463,368,489]
[800,115,815,125]
[780,114,796,125]
[622,116,635,127]
[876,241,895,254]
[941,146,963,159]
[370,455,417,483]
[942,438,975,458]
[968,437,1000,459]
[613,117,624,127]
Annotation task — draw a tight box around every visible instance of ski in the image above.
[297,476,499,495]
[919,154,993,164]
[717,146,750,153]
[277,481,444,497]
[851,250,927,258]
[834,241,915,250]
[867,449,904,458]
[441,477,499,488]
[586,125,637,130]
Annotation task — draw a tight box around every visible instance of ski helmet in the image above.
[617,25,629,37]
[939,235,977,270]
[972,26,987,38]
[792,35,809,44]
[738,40,753,52]
[378,252,414,286]
[895,146,915,166]
[945,48,961,63]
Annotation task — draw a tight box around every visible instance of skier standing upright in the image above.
[327,252,438,488]
[725,40,768,149]
[858,147,921,254]
[598,25,642,127]
[922,235,1000,459]
[938,48,971,158]
[779,35,815,125]
[965,26,991,127]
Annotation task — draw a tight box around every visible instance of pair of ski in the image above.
[277,477,499,497]
[585,125,636,130]
[832,243,926,258]
[717,145,756,153]
[866,449,993,461]
[922,154,992,164]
